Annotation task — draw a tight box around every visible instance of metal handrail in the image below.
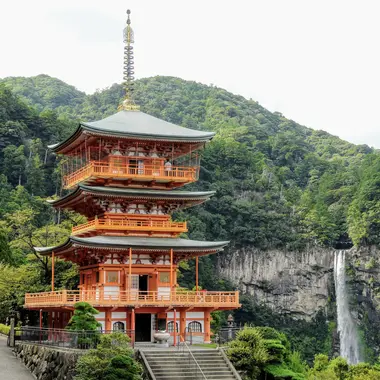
[178,335,207,380]
[138,350,157,380]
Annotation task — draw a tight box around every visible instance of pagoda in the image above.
[24,10,240,344]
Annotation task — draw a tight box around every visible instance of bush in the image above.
[74,333,142,380]
[66,302,101,331]
[103,355,141,380]
[0,323,10,335]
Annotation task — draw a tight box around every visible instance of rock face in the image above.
[218,245,380,358]
[219,246,335,320]
[14,343,81,380]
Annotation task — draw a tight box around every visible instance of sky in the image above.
[1,0,380,147]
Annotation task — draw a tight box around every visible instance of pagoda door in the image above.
[127,275,139,300]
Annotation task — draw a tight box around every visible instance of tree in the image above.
[227,327,269,379]
[66,302,101,331]
[2,145,26,186]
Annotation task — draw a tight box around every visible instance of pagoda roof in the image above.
[49,184,215,208]
[49,110,215,153]
[35,236,229,257]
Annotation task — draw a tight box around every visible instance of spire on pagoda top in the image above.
[119,9,140,111]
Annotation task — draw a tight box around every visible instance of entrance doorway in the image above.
[139,275,148,294]
[135,314,151,342]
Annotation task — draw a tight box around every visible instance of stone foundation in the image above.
[13,343,82,380]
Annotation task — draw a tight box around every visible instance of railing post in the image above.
[8,311,16,347]
[173,308,177,347]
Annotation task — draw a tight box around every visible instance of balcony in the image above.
[63,161,199,190]
[25,290,240,309]
[72,217,188,237]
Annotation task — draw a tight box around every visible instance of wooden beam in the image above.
[195,256,199,292]
[51,251,55,291]
[170,248,173,297]
[129,247,132,299]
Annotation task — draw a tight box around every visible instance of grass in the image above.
[192,343,218,349]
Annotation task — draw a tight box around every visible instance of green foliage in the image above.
[1,74,380,360]
[0,323,10,335]
[227,326,306,379]
[66,302,101,331]
[234,297,331,364]
[227,327,269,379]
[74,333,142,380]
[307,354,380,380]
[0,263,46,322]
[103,355,142,380]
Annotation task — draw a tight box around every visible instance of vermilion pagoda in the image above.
[24,10,240,344]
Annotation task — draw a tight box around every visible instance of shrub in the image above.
[103,355,141,380]
[227,327,269,379]
[74,333,142,380]
[0,323,10,335]
[66,302,101,331]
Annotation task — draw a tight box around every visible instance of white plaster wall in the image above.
[104,286,120,299]
[186,312,204,319]
[158,287,170,299]
[112,312,127,319]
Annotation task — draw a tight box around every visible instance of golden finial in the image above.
[119,9,140,111]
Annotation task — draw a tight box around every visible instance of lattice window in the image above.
[159,272,170,283]
[188,321,202,333]
[106,271,118,283]
[167,321,178,333]
[113,321,125,332]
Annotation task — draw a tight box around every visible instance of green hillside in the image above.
[1,75,380,362]
[1,75,374,249]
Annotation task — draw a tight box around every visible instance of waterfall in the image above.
[334,250,361,364]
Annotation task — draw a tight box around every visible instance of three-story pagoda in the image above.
[24,10,240,344]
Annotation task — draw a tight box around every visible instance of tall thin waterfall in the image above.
[334,250,361,364]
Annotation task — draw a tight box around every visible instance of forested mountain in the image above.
[1,74,375,249]
[1,74,380,362]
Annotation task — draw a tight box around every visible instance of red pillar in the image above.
[204,309,211,343]
[105,309,112,331]
[173,309,177,347]
[39,309,43,329]
[179,309,186,342]
[131,309,135,347]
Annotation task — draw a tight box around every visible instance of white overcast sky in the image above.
[1,0,380,147]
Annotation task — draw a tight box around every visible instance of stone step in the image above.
[155,376,236,380]
[142,348,240,380]
[149,363,227,369]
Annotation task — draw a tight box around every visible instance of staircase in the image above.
[140,348,241,380]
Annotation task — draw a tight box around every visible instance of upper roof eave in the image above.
[49,111,215,153]
[49,185,215,207]
[35,236,229,256]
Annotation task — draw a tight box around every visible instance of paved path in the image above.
[0,336,34,380]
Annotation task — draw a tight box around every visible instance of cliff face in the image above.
[218,245,380,359]
[218,246,335,320]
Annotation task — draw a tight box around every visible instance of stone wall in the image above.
[14,343,82,380]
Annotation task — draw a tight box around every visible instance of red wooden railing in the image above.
[63,161,199,189]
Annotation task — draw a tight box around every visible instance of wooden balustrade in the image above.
[63,161,199,189]
[25,290,240,309]
[72,218,187,236]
